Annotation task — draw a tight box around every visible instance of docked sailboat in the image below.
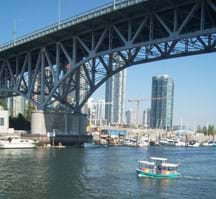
[0,137,37,149]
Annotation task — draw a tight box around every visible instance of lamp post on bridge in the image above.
[113,0,116,10]
[13,19,17,45]
[13,18,22,45]
[58,0,61,29]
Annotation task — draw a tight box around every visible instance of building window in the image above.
[0,118,4,126]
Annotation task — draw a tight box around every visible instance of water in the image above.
[0,146,215,199]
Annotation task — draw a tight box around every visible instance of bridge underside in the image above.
[0,0,216,112]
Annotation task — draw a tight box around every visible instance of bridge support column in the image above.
[31,110,46,135]
[31,111,88,137]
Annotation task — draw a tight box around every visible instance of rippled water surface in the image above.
[0,146,215,199]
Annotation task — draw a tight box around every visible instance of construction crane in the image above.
[128,97,165,128]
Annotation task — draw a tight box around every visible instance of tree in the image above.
[9,113,30,131]
[213,129,216,141]
[208,125,214,136]
[0,99,7,110]
[24,103,36,121]
[202,126,207,135]
[197,125,202,133]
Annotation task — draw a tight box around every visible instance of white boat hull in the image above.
[188,143,200,147]
[0,139,37,149]
[159,141,175,146]
[175,142,186,147]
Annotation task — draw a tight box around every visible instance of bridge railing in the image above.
[0,0,146,52]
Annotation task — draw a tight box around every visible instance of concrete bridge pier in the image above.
[31,111,91,146]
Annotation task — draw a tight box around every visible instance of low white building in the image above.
[0,106,9,133]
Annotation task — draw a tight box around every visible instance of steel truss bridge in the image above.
[0,0,216,112]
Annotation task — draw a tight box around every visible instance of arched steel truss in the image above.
[0,0,216,112]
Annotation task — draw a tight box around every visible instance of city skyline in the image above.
[0,0,216,126]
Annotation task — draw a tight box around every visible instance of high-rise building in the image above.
[8,96,26,117]
[96,99,105,120]
[143,108,151,129]
[125,110,132,126]
[105,56,127,125]
[87,98,95,120]
[150,75,174,129]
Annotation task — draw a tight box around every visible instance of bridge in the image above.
[0,0,216,113]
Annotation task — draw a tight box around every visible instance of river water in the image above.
[0,146,215,199]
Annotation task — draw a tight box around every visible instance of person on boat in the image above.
[157,165,162,173]
[8,137,12,143]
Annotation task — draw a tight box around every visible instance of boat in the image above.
[0,137,37,149]
[138,137,149,147]
[136,157,180,178]
[175,139,186,147]
[159,138,176,146]
[124,138,137,147]
[202,141,216,147]
[187,140,200,147]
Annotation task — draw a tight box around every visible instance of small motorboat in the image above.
[187,140,200,147]
[175,139,186,147]
[136,157,180,178]
[0,137,37,149]
[159,138,176,146]
[137,137,149,147]
[202,141,216,147]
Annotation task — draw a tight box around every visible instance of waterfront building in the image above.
[0,106,9,133]
[105,56,127,125]
[150,75,174,129]
[143,108,151,129]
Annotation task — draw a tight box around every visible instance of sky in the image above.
[0,0,216,127]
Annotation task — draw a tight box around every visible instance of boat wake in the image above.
[181,175,216,182]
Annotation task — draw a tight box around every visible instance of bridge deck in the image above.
[0,0,148,54]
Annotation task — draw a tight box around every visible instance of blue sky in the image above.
[0,0,216,127]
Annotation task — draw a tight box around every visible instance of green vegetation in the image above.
[24,103,36,121]
[9,102,36,131]
[208,125,216,140]
[0,99,7,110]
[197,125,216,139]
[9,113,30,131]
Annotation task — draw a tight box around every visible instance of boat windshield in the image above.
[161,166,177,171]
[138,161,155,169]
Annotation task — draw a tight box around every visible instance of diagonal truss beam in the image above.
[0,0,216,111]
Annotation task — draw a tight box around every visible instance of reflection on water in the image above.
[142,177,174,190]
[0,147,215,199]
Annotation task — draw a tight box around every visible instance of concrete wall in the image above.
[0,110,9,133]
[31,111,87,135]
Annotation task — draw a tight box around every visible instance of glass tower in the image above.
[150,75,174,129]
[105,56,127,125]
